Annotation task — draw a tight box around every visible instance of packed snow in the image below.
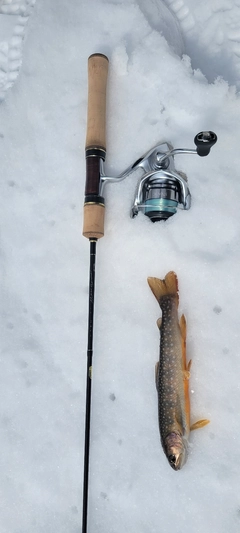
[0,1,240,532]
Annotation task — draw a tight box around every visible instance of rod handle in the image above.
[85,53,109,152]
[83,203,105,239]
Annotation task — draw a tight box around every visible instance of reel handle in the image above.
[194,131,217,156]
[83,54,109,240]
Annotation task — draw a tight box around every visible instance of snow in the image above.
[0,0,240,532]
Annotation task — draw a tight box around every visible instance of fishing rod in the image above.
[82,53,217,533]
[82,53,109,533]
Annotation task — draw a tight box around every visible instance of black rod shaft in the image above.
[82,238,97,533]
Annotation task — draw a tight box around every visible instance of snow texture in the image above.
[0,0,240,532]
[0,0,35,100]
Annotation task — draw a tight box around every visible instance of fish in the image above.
[147,271,209,470]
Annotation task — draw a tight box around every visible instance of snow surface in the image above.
[0,0,240,532]
[0,0,35,100]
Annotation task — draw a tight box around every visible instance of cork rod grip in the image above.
[85,54,109,151]
[82,203,105,240]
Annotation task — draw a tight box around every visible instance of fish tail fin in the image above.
[147,271,179,305]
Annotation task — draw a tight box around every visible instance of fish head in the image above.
[164,432,188,471]
[167,449,186,470]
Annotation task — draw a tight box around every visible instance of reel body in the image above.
[130,142,191,221]
[99,131,217,222]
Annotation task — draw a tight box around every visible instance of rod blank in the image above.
[82,239,96,533]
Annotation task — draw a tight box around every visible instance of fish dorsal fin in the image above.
[147,271,179,305]
[179,313,189,373]
[155,362,159,390]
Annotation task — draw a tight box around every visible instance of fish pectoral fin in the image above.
[155,362,159,390]
[187,359,192,372]
[157,317,162,330]
[190,419,210,431]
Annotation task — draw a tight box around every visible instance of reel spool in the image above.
[99,131,217,222]
[140,175,185,222]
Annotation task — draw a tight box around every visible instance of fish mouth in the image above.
[167,452,184,470]
[164,432,187,470]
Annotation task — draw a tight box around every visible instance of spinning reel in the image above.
[100,131,217,222]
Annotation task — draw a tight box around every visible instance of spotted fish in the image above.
[147,271,209,470]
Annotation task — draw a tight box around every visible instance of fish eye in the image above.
[168,455,176,464]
